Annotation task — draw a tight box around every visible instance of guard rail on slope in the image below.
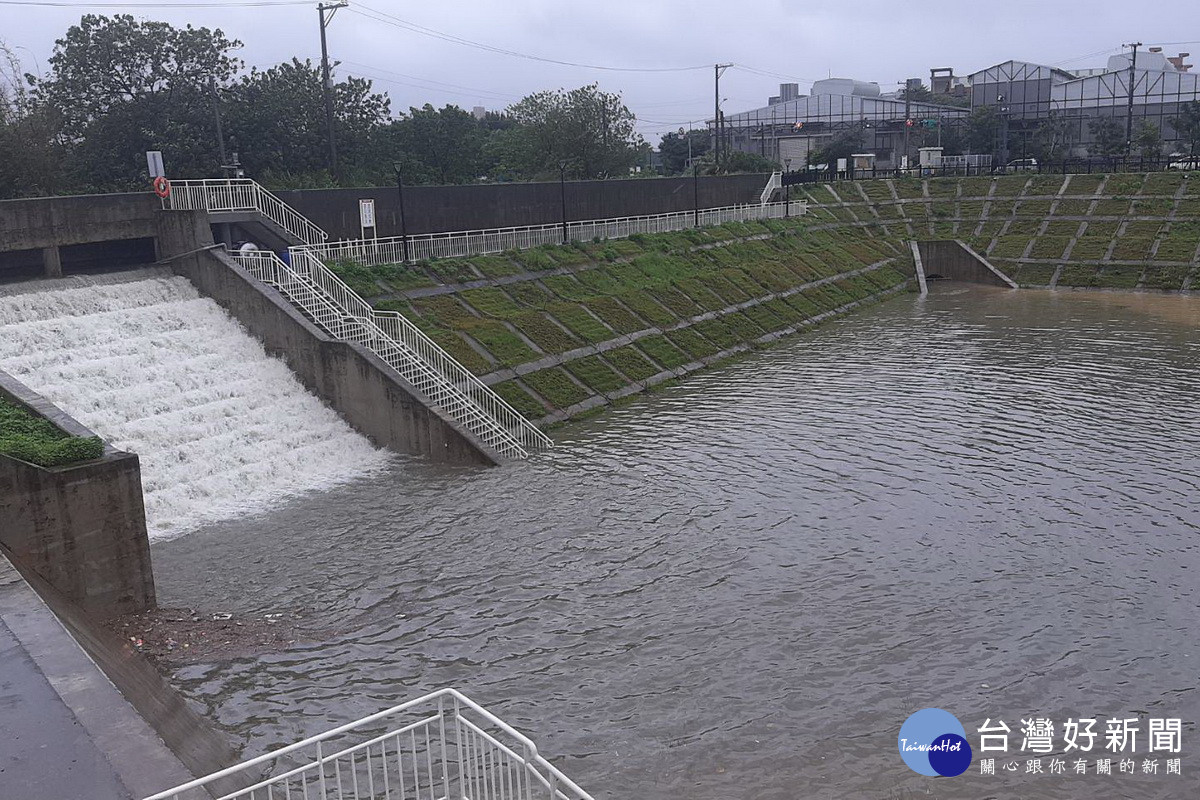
[166,178,328,246]
[759,171,782,205]
[142,688,593,800]
[231,249,552,459]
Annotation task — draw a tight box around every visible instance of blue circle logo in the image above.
[898,708,973,777]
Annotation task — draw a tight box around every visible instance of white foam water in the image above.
[0,272,392,540]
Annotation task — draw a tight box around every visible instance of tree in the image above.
[963,106,999,155]
[495,84,643,180]
[657,129,710,174]
[1133,120,1162,159]
[808,124,865,167]
[898,82,932,102]
[0,43,63,198]
[34,14,242,188]
[225,59,389,183]
[1088,117,1125,157]
[719,150,778,173]
[1170,101,1200,155]
[1029,111,1073,163]
[384,104,487,184]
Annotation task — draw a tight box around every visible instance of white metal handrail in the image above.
[141,688,593,800]
[299,199,808,267]
[759,171,782,205]
[166,178,329,246]
[232,249,550,459]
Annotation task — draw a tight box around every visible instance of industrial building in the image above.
[718,78,968,170]
[716,46,1200,167]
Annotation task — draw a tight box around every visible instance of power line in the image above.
[348,3,710,73]
[0,0,310,6]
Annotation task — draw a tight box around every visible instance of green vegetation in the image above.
[0,396,104,467]
[565,355,625,394]
[493,380,546,419]
[522,368,590,409]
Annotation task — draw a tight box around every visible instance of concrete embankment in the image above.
[796,171,1200,291]
[330,219,918,423]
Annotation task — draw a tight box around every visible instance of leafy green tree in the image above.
[1088,117,1125,157]
[1133,120,1162,159]
[808,124,865,167]
[0,42,64,198]
[225,58,389,184]
[1029,111,1073,163]
[719,150,778,173]
[383,104,487,184]
[657,129,710,174]
[897,82,932,102]
[34,14,242,188]
[496,84,643,179]
[963,106,1000,155]
[1170,101,1200,155]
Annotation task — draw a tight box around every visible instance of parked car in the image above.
[1001,158,1039,174]
[1167,154,1200,171]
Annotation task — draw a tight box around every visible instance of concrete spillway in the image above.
[0,271,391,540]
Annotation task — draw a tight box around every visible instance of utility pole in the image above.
[208,75,228,169]
[902,80,913,173]
[318,1,348,181]
[1123,41,1142,156]
[714,63,731,170]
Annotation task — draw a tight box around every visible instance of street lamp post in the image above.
[558,162,569,244]
[693,163,699,227]
[784,158,792,217]
[392,161,409,263]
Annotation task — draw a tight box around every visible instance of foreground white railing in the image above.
[299,198,807,266]
[166,178,328,246]
[142,688,592,800]
[231,249,550,459]
[759,171,782,205]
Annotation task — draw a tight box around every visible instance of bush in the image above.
[0,397,104,467]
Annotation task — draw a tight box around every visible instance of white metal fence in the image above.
[759,171,782,205]
[297,199,807,267]
[142,689,592,800]
[231,249,552,459]
[166,179,329,246]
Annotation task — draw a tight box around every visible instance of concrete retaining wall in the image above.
[0,373,154,616]
[172,248,498,465]
[918,240,1017,287]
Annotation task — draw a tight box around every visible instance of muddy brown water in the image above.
[155,286,1200,799]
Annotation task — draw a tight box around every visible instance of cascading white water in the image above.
[0,271,392,540]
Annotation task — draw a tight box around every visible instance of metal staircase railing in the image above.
[166,178,329,246]
[231,249,551,459]
[142,688,593,800]
[759,171,782,205]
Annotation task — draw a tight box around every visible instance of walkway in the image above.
[0,554,197,800]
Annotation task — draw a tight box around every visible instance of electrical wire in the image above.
[0,0,310,6]
[348,3,710,73]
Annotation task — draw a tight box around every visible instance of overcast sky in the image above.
[6,0,1200,142]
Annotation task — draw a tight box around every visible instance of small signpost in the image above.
[359,198,377,240]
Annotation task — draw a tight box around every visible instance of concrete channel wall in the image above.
[170,245,499,465]
[918,240,1018,287]
[0,372,155,617]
